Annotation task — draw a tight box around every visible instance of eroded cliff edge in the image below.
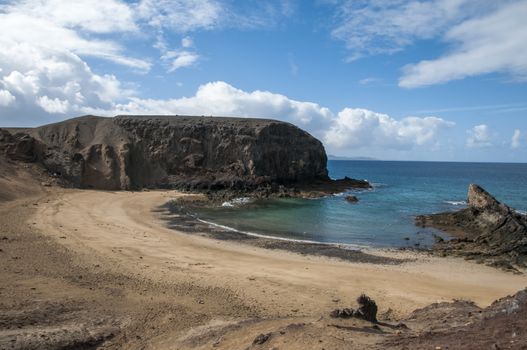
[0,115,368,194]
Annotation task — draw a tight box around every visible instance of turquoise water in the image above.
[193,161,527,248]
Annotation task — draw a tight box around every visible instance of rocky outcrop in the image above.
[416,184,527,270]
[385,287,527,349]
[330,294,378,323]
[1,115,364,194]
[345,195,359,203]
[0,129,39,162]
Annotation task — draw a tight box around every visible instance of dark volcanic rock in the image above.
[416,184,527,270]
[385,288,527,349]
[356,294,378,323]
[252,333,271,345]
[345,195,359,203]
[329,294,378,323]
[0,129,39,162]
[1,115,366,194]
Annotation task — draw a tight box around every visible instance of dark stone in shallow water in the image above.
[345,195,359,203]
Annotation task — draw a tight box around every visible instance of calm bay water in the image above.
[193,161,527,248]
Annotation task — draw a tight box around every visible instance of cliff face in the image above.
[1,115,329,190]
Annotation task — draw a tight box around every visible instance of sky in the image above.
[0,0,526,162]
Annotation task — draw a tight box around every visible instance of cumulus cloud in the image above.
[0,89,15,107]
[400,1,527,87]
[0,0,243,118]
[323,108,455,149]
[511,129,521,149]
[110,81,334,134]
[37,96,70,114]
[0,1,150,71]
[466,124,493,148]
[0,42,131,118]
[0,0,298,120]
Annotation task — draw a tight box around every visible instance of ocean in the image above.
[192,161,527,248]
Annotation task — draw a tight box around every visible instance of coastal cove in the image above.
[178,160,527,248]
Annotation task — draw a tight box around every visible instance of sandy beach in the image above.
[2,181,526,349]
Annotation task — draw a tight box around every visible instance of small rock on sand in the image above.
[253,333,271,345]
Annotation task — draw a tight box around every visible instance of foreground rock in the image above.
[416,184,527,271]
[0,115,368,195]
[384,287,527,349]
[330,294,378,322]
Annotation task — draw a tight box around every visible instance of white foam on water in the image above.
[445,200,467,206]
[371,182,387,188]
[221,197,252,207]
[195,218,368,250]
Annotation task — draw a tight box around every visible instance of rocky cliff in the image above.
[416,184,527,271]
[0,115,339,191]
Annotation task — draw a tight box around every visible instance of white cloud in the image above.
[328,1,527,86]
[37,96,70,114]
[110,81,334,134]
[0,0,301,120]
[400,1,527,87]
[137,0,222,32]
[181,37,194,48]
[511,129,521,149]
[324,108,454,149]
[3,0,138,34]
[136,0,295,33]
[167,52,200,71]
[330,0,481,60]
[358,77,382,85]
[0,42,131,116]
[158,35,200,72]
[2,71,40,96]
[0,89,15,107]
[466,124,492,148]
[0,6,150,71]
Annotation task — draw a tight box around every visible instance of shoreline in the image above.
[33,190,527,312]
[3,186,527,349]
[160,198,412,265]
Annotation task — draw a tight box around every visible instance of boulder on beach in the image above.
[330,294,378,323]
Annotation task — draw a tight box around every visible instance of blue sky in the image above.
[0,0,526,162]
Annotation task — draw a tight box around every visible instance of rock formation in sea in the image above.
[345,195,359,203]
[416,184,527,270]
[0,115,368,194]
